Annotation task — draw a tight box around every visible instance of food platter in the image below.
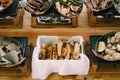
[83,0,113,12]
[94,32,120,61]
[113,0,120,14]
[0,36,25,67]
[53,0,83,17]
[0,0,13,13]
[24,0,53,15]
[37,36,84,60]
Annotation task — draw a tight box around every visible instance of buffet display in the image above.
[24,0,120,14]
[1,0,120,78]
[24,0,83,27]
[1,0,120,27]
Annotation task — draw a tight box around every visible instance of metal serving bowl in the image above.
[53,0,83,18]
[84,0,114,12]
[93,32,120,61]
[24,0,53,15]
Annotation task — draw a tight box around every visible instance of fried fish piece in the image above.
[39,43,46,59]
[65,44,71,59]
[46,44,53,60]
[3,50,20,64]
[71,42,80,60]
[57,40,63,56]
[52,44,58,60]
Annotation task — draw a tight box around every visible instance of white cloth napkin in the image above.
[32,47,90,80]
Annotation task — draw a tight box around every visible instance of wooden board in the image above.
[31,16,78,28]
[0,44,32,75]
[87,8,120,27]
[0,8,24,29]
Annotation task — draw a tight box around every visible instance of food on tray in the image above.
[96,32,120,61]
[0,36,25,67]
[114,0,120,13]
[24,0,52,15]
[54,0,83,17]
[84,0,113,12]
[39,40,81,60]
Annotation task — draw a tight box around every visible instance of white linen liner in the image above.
[32,36,89,80]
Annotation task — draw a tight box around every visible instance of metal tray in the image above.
[0,36,28,68]
[12,37,28,67]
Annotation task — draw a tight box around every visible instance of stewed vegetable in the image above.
[114,0,120,13]
[54,0,83,17]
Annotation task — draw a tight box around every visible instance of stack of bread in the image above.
[39,40,81,60]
